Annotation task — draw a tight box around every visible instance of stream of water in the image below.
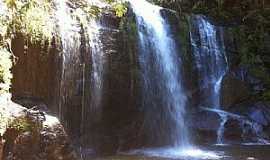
[190,15,229,144]
[129,0,189,148]
[123,1,231,159]
[40,0,270,159]
[55,0,81,124]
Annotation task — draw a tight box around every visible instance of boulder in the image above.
[230,67,265,93]
[224,119,242,142]
[247,102,270,127]
[0,100,78,160]
[190,110,220,144]
[221,73,251,109]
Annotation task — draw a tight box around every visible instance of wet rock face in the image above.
[215,102,270,144]
[11,35,61,113]
[223,119,242,142]
[230,67,266,94]
[248,102,270,127]
[190,101,270,145]
[221,73,251,109]
[2,104,78,160]
[190,110,220,144]
[9,10,141,154]
[0,136,3,160]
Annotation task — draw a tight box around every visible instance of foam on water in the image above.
[124,147,225,160]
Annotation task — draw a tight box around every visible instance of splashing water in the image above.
[190,15,228,144]
[124,147,224,160]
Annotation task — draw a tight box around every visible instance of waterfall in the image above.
[129,0,189,148]
[55,0,106,149]
[0,0,6,15]
[190,15,228,144]
[55,0,82,127]
[79,19,106,149]
[88,20,104,120]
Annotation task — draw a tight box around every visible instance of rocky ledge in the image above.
[0,94,78,160]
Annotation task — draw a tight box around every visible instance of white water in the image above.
[55,0,81,123]
[125,1,227,159]
[203,107,270,145]
[88,20,104,118]
[79,17,106,146]
[0,0,6,15]
[129,0,189,148]
[125,147,224,160]
[55,0,106,147]
[190,15,228,144]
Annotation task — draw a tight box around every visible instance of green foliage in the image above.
[249,66,270,101]
[229,8,270,101]
[262,90,270,101]
[0,108,9,135]
[113,2,127,17]
[1,0,54,43]
[0,48,12,94]
[8,116,32,133]
[8,114,43,134]
[105,0,128,17]
[0,0,129,95]
[70,0,127,29]
[88,5,102,17]
[153,0,270,101]
[119,15,138,41]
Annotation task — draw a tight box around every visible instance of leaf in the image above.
[5,0,17,9]
[113,3,127,17]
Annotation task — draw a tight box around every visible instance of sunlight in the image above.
[43,115,59,127]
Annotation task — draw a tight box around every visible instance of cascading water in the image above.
[88,21,104,123]
[55,0,107,151]
[80,18,106,150]
[126,3,222,159]
[203,107,270,145]
[0,0,6,15]
[190,15,228,144]
[129,0,189,148]
[55,0,82,128]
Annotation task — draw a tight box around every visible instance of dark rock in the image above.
[241,122,266,143]
[247,102,270,127]
[191,110,220,131]
[230,67,265,93]
[11,34,61,113]
[190,110,220,144]
[2,103,78,160]
[229,101,270,127]
[221,73,251,108]
[224,119,242,142]
[0,140,3,160]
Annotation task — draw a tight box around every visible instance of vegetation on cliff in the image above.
[152,0,270,101]
[194,1,270,101]
[0,0,127,94]
[0,49,12,93]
